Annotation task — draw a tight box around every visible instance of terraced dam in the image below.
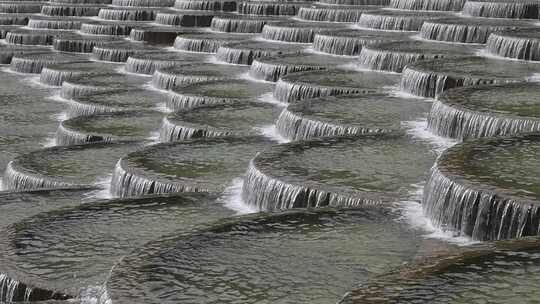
[0,0,540,303]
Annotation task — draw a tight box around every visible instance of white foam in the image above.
[257,124,290,144]
[84,174,113,200]
[340,62,401,75]
[79,285,112,304]
[0,178,4,191]
[51,111,68,122]
[115,66,152,77]
[145,130,161,145]
[42,135,57,148]
[218,178,259,215]
[402,119,457,153]
[154,102,172,113]
[238,72,274,84]
[384,85,434,101]
[142,82,169,94]
[397,183,477,246]
[256,92,287,107]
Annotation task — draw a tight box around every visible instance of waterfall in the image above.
[10,56,63,74]
[0,15,29,25]
[275,108,376,140]
[40,5,102,17]
[359,44,450,73]
[158,116,231,142]
[423,165,540,241]
[0,273,71,302]
[155,12,214,27]
[486,31,540,61]
[216,44,301,65]
[60,81,124,99]
[110,158,201,197]
[210,16,270,33]
[6,31,55,45]
[166,90,234,111]
[53,38,111,53]
[112,0,175,7]
[97,8,158,21]
[173,36,223,53]
[40,66,85,86]
[63,97,120,118]
[173,0,237,11]
[0,3,41,13]
[273,78,367,103]
[399,65,520,98]
[358,12,438,31]
[297,7,364,23]
[237,2,305,15]
[262,24,323,43]
[55,123,108,145]
[3,161,74,190]
[427,99,540,140]
[420,21,516,44]
[249,59,324,82]
[92,46,142,62]
[242,160,384,211]
[80,22,136,36]
[389,0,465,11]
[151,68,223,90]
[125,57,187,75]
[27,18,82,30]
[319,0,389,3]
[462,1,540,19]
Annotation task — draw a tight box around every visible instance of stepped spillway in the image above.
[423,134,540,240]
[462,0,540,19]
[400,56,540,98]
[3,141,139,190]
[0,192,232,301]
[166,79,272,111]
[389,0,466,10]
[249,53,356,82]
[261,21,345,43]
[276,93,431,140]
[151,63,247,90]
[486,28,540,61]
[216,40,305,65]
[243,133,436,210]
[273,69,399,103]
[159,101,279,141]
[173,32,253,53]
[313,29,411,56]
[110,136,272,197]
[359,40,475,73]
[56,111,162,145]
[357,10,449,31]
[420,18,532,44]
[106,207,430,304]
[428,82,540,140]
[124,51,210,75]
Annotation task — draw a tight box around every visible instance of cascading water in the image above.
[422,136,540,241]
[389,0,465,11]
[427,83,540,140]
[485,28,540,61]
[297,6,366,23]
[462,0,540,19]
[237,1,308,16]
[420,19,527,44]
[210,16,275,33]
[40,4,102,17]
[154,12,215,27]
[173,0,237,11]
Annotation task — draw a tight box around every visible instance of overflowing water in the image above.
[0,2,539,304]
